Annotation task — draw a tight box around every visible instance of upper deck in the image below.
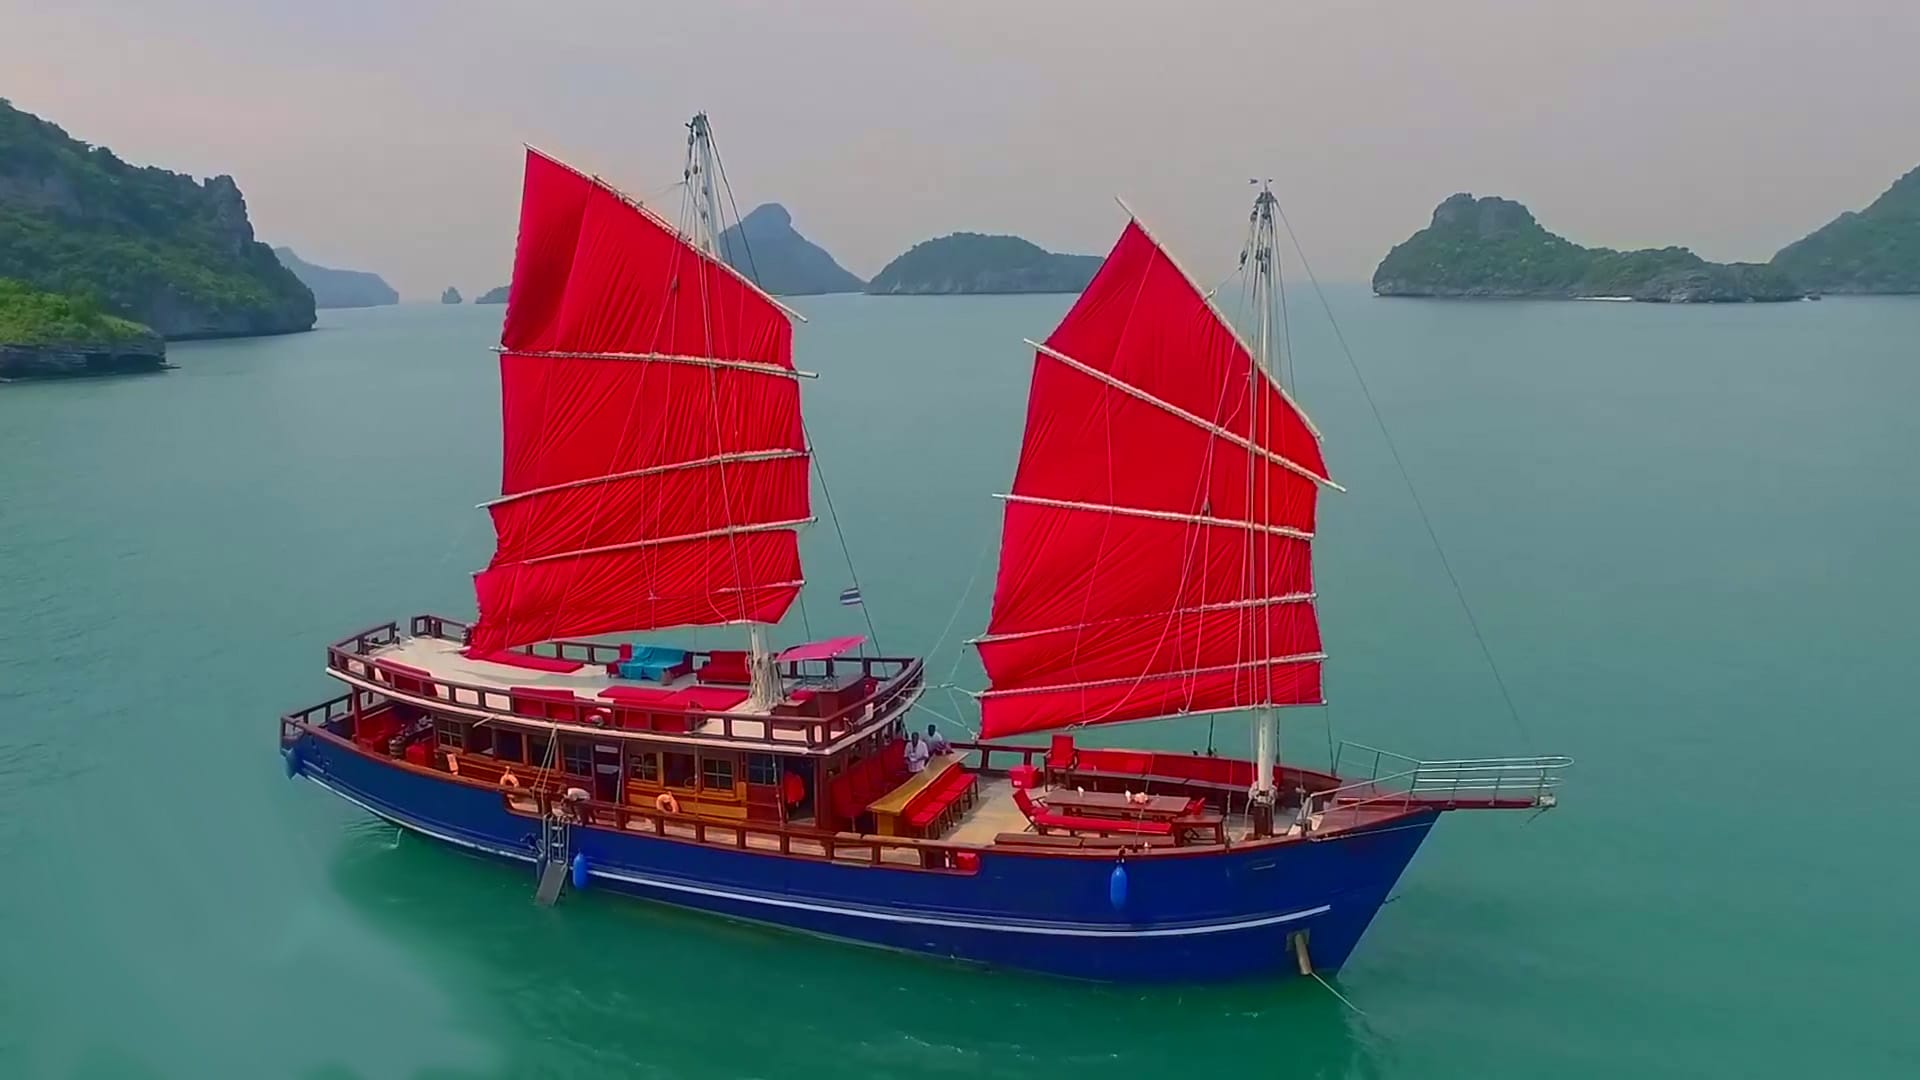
[324,615,923,755]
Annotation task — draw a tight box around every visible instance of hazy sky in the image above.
[5,1,1916,300]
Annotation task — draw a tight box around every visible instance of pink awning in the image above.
[776,635,866,663]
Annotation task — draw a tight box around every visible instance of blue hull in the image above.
[288,732,1436,982]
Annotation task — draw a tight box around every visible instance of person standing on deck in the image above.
[925,724,951,756]
[905,732,931,774]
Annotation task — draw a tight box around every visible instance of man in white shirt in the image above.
[905,732,931,774]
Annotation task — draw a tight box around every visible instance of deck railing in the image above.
[322,617,924,750]
[1298,740,1572,828]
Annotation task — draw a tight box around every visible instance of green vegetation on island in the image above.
[866,233,1100,295]
[0,99,314,338]
[1373,194,1804,303]
[273,247,398,308]
[475,285,510,304]
[1771,166,1920,294]
[718,203,863,295]
[0,278,166,378]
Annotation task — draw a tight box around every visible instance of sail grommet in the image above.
[1108,864,1129,911]
[571,852,592,891]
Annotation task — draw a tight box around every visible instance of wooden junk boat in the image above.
[280,116,1569,982]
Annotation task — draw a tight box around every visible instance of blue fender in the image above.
[1108,864,1128,911]
[571,852,591,890]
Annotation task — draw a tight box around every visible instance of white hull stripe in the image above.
[481,449,809,509]
[996,493,1314,540]
[302,775,1329,938]
[1027,339,1341,491]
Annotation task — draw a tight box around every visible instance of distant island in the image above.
[1374,194,1804,303]
[719,203,863,295]
[475,284,509,304]
[0,278,166,379]
[272,247,398,308]
[866,233,1100,295]
[1771,165,1920,294]
[441,286,463,304]
[0,98,314,343]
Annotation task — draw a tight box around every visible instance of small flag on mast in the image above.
[838,587,863,607]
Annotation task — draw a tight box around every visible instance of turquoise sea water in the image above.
[2,292,1917,1078]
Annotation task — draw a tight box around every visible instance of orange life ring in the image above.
[499,769,520,789]
[655,792,680,814]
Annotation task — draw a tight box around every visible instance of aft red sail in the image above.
[974,220,1333,738]
[468,149,808,653]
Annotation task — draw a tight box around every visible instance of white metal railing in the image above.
[1297,741,1572,829]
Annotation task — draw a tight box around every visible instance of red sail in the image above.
[468,149,807,653]
[975,221,1333,738]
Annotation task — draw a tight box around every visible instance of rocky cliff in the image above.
[475,285,510,304]
[1771,165,1920,294]
[717,204,863,295]
[0,99,315,338]
[441,286,463,304]
[1374,194,1805,303]
[272,247,399,308]
[0,278,166,379]
[866,233,1100,295]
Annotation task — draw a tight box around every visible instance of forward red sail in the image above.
[468,149,808,653]
[974,220,1333,738]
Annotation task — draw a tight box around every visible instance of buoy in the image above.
[570,852,591,890]
[283,746,303,779]
[1108,864,1129,911]
[655,792,680,814]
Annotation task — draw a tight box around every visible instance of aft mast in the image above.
[1247,181,1283,835]
[686,112,782,711]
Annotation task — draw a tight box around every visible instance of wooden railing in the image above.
[323,617,924,750]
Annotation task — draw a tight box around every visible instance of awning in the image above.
[776,635,867,663]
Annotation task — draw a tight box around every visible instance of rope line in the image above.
[1269,197,1532,748]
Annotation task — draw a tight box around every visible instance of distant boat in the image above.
[278,119,1567,982]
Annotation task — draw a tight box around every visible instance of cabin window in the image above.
[529,737,555,770]
[434,718,464,750]
[561,740,593,778]
[495,729,525,764]
[628,752,659,783]
[746,754,777,786]
[702,757,735,792]
[664,752,697,789]
[467,724,495,756]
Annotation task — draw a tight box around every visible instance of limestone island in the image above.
[475,285,510,305]
[273,248,398,308]
[0,279,167,380]
[866,233,1100,295]
[1771,165,1920,295]
[1373,194,1804,303]
[719,203,863,295]
[0,98,315,343]
[441,287,463,304]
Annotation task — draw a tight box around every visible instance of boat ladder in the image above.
[534,810,571,907]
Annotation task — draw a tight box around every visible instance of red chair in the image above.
[698,650,751,685]
[1046,734,1077,784]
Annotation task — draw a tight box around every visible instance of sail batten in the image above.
[467,148,809,654]
[975,220,1328,738]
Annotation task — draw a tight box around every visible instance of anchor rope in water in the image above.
[1311,971,1367,1017]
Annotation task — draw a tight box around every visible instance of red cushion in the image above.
[698,650,750,684]
[1034,811,1172,836]
[462,648,583,674]
[678,686,749,711]
[598,685,680,705]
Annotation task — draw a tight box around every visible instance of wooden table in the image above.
[867,753,960,836]
[1043,790,1191,819]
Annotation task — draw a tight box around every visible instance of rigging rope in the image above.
[1268,197,1533,748]
[710,127,878,655]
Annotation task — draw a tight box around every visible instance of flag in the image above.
[838,587,863,606]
